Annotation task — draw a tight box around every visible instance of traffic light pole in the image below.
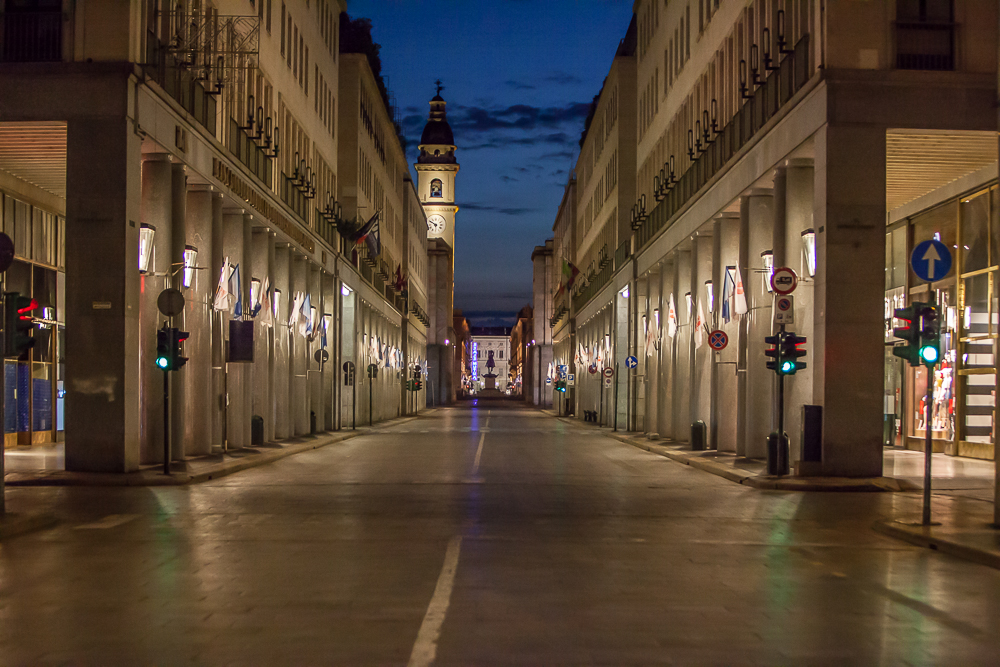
[163,367,170,476]
[923,375,933,525]
[0,291,5,515]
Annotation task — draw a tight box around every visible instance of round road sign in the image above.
[602,367,615,378]
[770,266,797,295]
[911,239,953,283]
[157,288,185,317]
[708,330,729,351]
[0,233,14,273]
[625,355,638,369]
[588,363,598,375]
[776,296,792,312]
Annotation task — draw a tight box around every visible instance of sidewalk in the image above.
[551,411,1000,570]
[4,412,427,487]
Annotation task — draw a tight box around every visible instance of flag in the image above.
[555,260,581,297]
[229,263,242,317]
[351,210,381,257]
[393,265,407,292]
[260,278,273,327]
[213,257,231,311]
[289,291,304,329]
[722,268,735,324]
[695,300,706,349]
[645,314,657,355]
[667,294,678,338]
[300,294,312,337]
[734,265,748,315]
[321,314,330,348]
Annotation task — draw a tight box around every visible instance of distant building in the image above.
[469,327,512,393]
[453,310,472,396]
[509,306,534,397]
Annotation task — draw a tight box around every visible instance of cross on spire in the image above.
[435,79,444,96]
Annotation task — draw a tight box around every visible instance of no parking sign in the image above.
[708,330,728,351]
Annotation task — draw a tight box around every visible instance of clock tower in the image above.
[417,83,460,405]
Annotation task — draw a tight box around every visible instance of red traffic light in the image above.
[17,297,38,320]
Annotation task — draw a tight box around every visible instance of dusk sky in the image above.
[347,0,634,328]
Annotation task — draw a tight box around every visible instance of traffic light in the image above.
[4,292,37,358]
[764,334,782,372]
[156,327,171,369]
[892,302,922,366]
[779,333,807,375]
[171,328,189,370]
[918,304,940,365]
[555,379,567,393]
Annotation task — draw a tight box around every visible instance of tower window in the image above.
[430,179,443,198]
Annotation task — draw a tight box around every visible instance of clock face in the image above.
[427,215,446,234]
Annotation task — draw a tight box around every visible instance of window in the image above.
[280,4,285,56]
[430,179,443,198]
[267,0,272,33]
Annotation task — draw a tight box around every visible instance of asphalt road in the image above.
[2,400,1000,665]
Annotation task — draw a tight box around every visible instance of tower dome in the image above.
[418,84,457,164]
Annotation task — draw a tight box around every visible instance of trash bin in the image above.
[251,415,264,446]
[691,420,707,451]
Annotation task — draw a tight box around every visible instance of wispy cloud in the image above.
[462,203,536,216]
[504,79,536,90]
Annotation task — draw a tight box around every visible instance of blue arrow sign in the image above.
[625,355,638,369]
[911,239,952,283]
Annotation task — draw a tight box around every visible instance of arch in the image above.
[430,178,443,198]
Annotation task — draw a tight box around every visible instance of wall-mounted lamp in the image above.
[704,280,714,313]
[182,245,198,288]
[653,308,660,330]
[250,278,262,314]
[272,288,282,319]
[139,223,155,273]
[341,283,353,296]
[761,250,774,293]
[685,292,693,319]
[444,338,450,345]
[801,228,816,277]
[604,334,611,352]
[619,285,630,298]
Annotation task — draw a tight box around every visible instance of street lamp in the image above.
[341,283,353,296]
[761,250,774,293]
[272,288,282,319]
[801,228,816,277]
[139,223,155,273]
[705,280,714,313]
[182,245,198,288]
[685,292,693,320]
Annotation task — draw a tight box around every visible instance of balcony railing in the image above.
[144,33,218,135]
[1,11,62,62]
[633,34,811,254]
[228,118,273,187]
[895,21,955,71]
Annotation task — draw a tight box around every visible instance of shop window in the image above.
[32,207,56,266]
[12,197,30,258]
[960,190,991,273]
[886,226,907,290]
[911,200,957,286]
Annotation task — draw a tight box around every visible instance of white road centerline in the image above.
[408,536,463,667]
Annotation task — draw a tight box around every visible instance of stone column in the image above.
[210,200,229,452]
[713,212,740,453]
[308,264,322,432]
[169,163,187,461]
[139,154,172,465]
[743,188,774,459]
[691,234,713,438]
[266,235,277,441]
[322,272,336,429]
[291,253,309,435]
[180,185,213,457]
[65,118,142,472]
[273,244,291,439]
[781,158,816,464]
[645,269,660,438]
[673,249,691,442]
[251,228,272,440]
[222,207,246,448]
[658,260,674,440]
[814,126,885,477]
[242,214,254,444]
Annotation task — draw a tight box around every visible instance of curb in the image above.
[873,519,1000,571]
[0,511,58,541]
[5,413,423,487]
[557,416,911,493]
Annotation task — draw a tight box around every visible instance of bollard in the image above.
[251,415,264,446]
[691,420,707,451]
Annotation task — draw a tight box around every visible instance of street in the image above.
[2,402,1000,665]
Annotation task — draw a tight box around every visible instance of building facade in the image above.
[0,1,431,472]
[540,0,999,479]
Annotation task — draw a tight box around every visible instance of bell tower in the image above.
[416,81,460,249]
[417,82,460,405]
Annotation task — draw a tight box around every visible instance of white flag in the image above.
[734,266,748,315]
[289,291,304,328]
[213,257,231,311]
[645,314,657,354]
[695,300,706,349]
[260,277,273,327]
[667,294,678,338]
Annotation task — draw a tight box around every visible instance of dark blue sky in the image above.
[347,0,633,327]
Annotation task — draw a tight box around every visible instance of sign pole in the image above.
[0,290,5,515]
[923,370,934,525]
[369,374,373,426]
[613,362,619,431]
[599,370,604,426]
[352,377,356,430]
[163,360,170,476]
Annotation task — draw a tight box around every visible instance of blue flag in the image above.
[721,267,735,324]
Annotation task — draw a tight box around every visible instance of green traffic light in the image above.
[919,345,939,364]
[156,356,170,369]
[780,360,795,374]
